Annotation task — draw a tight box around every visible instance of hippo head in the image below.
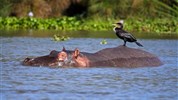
[69,48,89,67]
[56,47,68,67]
[56,48,89,67]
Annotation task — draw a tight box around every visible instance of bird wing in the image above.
[120,30,137,40]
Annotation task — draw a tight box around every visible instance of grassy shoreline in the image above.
[0,17,177,34]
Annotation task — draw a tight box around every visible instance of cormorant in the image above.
[113,20,143,47]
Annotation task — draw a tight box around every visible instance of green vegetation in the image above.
[0,0,177,34]
[88,0,178,19]
[0,17,177,33]
[0,17,82,30]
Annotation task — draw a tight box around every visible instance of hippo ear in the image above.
[74,48,80,58]
[62,46,66,51]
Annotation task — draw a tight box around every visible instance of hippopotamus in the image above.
[22,46,163,68]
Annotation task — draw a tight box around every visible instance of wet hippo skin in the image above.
[22,46,163,68]
[81,46,163,68]
[23,55,58,67]
[22,50,68,67]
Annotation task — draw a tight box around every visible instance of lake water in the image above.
[0,31,178,100]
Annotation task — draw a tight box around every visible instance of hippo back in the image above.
[89,45,163,67]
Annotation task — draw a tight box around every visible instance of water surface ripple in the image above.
[1,37,178,100]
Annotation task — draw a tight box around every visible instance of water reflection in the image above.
[0,30,177,39]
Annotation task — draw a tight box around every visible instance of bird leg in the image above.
[123,41,126,46]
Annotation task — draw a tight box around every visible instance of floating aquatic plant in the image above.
[53,34,70,42]
[100,39,108,45]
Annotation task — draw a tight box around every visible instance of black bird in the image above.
[113,20,143,47]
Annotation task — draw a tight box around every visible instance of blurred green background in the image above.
[1,0,177,18]
[0,0,177,33]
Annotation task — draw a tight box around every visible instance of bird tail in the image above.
[135,41,143,47]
